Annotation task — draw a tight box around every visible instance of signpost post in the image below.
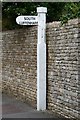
[16,7,47,111]
[37,7,47,111]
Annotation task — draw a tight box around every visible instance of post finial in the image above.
[37,7,47,13]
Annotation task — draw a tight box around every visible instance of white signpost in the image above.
[16,7,47,111]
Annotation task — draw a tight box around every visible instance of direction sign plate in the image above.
[16,16,38,25]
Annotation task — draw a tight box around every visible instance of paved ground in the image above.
[1,94,63,119]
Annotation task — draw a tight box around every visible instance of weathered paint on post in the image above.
[37,7,47,111]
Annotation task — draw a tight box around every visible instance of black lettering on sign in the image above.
[19,21,38,25]
[24,17,35,20]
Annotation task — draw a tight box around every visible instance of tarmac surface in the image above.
[1,94,63,119]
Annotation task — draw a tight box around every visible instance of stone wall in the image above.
[2,27,37,107]
[2,18,80,118]
[0,32,2,93]
[46,19,79,118]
